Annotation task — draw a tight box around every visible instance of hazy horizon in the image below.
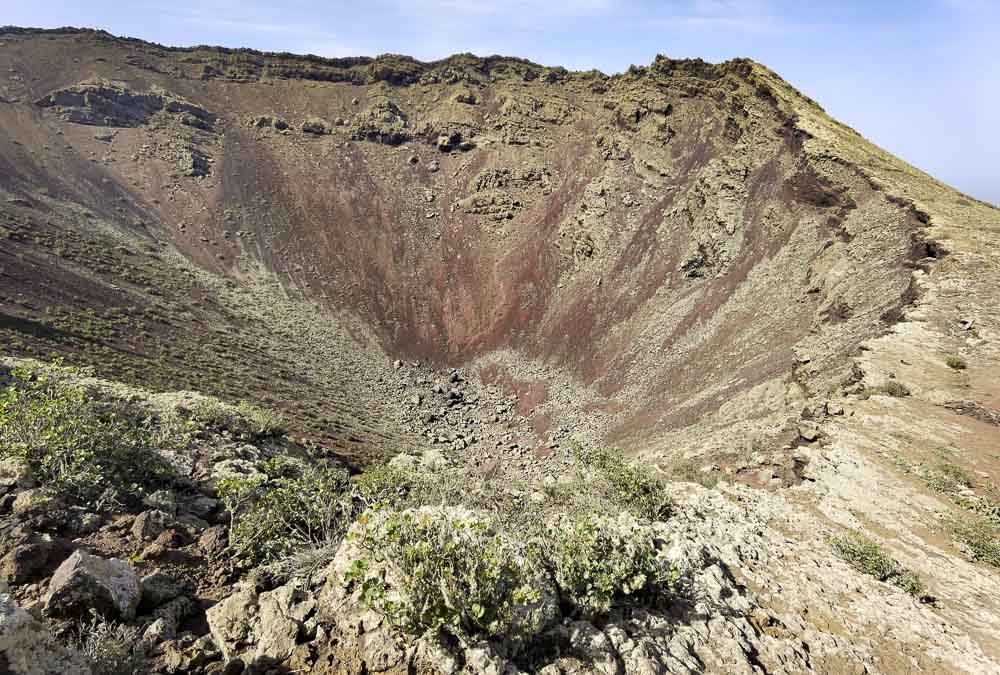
[4,1,997,206]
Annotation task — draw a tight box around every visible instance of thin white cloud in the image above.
[650,0,802,35]
[142,2,341,40]
[385,0,615,17]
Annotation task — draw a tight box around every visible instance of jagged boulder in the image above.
[350,99,411,145]
[206,578,318,664]
[1,588,90,674]
[43,550,140,620]
[36,81,163,126]
[132,509,173,542]
[301,117,331,135]
[0,533,67,586]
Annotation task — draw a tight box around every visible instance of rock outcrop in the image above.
[1,586,90,675]
[36,80,213,127]
[43,551,140,620]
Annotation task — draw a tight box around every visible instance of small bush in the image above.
[921,460,972,495]
[353,463,426,511]
[829,531,928,599]
[72,617,147,675]
[667,456,722,489]
[865,380,911,398]
[538,512,678,619]
[572,446,674,521]
[189,398,285,440]
[0,364,175,507]
[345,508,541,641]
[947,514,1000,567]
[235,400,286,437]
[945,355,967,370]
[218,458,353,566]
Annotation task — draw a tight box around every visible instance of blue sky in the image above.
[4,0,998,206]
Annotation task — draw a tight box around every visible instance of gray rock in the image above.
[132,509,173,542]
[144,490,179,516]
[198,525,229,556]
[206,585,259,662]
[11,489,57,520]
[140,571,185,609]
[0,535,63,586]
[301,117,330,135]
[43,550,140,620]
[0,592,90,674]
[797,423,820,442]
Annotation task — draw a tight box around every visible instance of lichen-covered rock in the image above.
[244,114,289,131]
[0,457,35,494]
[255,580,318,661]
[35,81,212,129]
[36,80,164,126]
[1,590,90,674]
[301,117,331,135]
[132,509,173,542]
[10,489,57,520]
[0,533,65,586]
[206,578,319,664]
[205,585,259,662]
[43,550,140,620]
[179,147,211,177]
[142,595,197,644]
[351,99,411,145]
[140,571,186,609]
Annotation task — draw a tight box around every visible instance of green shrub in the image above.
[947,514,1000,567]
[866,380,911,398]
[353,463,427,511]
[0,364,175,507]
[345,508,541,641]
[829,531,928,598]
[945,355,967,370]
[667,456,722,489]
[188,398,285,440]
[538,512,678,619]
[572,445,674,521]
[218,458,353,566]
[921,460,972,495]
[235,400,286,437]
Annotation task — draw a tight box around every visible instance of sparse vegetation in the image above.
[188,398,286,440]
[829,531,929,600]
[0,362,176,507]
[70,617,148,675]
[218,457,353,566]
[665,456,722,488]
[864,380,911,398]
[945,355,968,370]
[946,514,1000,567]
[921,459,972,495]
[352,462,434,511]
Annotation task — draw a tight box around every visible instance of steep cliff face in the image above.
[0,29,935,466]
